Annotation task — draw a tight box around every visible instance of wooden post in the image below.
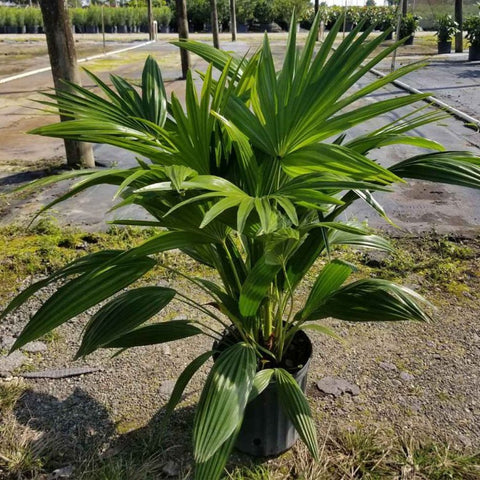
[211,0,220,49]
[175,0,191,79]
[147,0,154,41]
[402,0,407,17]
[39,0,94,169]
[230,0,237,41]
[455,0,463,53]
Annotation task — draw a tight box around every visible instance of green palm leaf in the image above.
[307,279,432,323]
[193,342,257,462]
[11,255,157,351]
[76,286,176,357]
[390,151,480,189]
[275,368,319,460]
[102,320,202,349]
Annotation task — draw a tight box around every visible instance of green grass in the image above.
[0,218,159,302]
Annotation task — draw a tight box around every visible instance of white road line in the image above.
[0,40,155,85]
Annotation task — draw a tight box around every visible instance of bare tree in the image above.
[455,0,463,53]
[39,0,94,168]
[176,0,191,79]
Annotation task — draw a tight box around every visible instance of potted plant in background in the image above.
[273,0,309,32]
[253,0,277,31]
[465,9,480,61]
[3,15,480,480]
[113,7,128,34]
[399,13,419,45]
[154,6,172,33]
[236,0,255,32]
[435,14,459,54]
[24,7,42,34]
[377,8,395,39]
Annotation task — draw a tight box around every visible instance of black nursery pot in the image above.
[437,41,452,54]
[216,329,313,457]
[469,45,480,61]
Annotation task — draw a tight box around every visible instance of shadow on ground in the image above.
[14,387,195,478]
[13,386,265,478]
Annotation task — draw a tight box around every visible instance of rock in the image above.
[316,376,360,397]
[400,371,414,382]
[0,351,27,376]
[0,335,16,350]
[49,465,73,479]
[379,361,397,372]
[363,250,389,267]
[21,341,47,353]
[159,379,176,396]
[161,345,171,356]
[162,460,180,477]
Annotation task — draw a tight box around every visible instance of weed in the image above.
[0,378,25,414]
[227,464,273,480]
[399,438,480,480]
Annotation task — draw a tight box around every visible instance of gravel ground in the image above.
[1,238,479,477]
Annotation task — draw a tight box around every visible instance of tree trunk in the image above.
[175,0,191,79]
[455,0,463,53]
[39,0,94,169]
[402,0,407,17]
[211,0,220,49]
[147,0,154,41]
[230,0,237,42]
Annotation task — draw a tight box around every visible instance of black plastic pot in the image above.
[437,41,452,54]
[26,25,40,34]
[236,22,249,33]
[236,330,312,457]
[469,45,480,61]
[404,35,414,45]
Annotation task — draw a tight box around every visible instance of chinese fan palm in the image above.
[3,15,480,479]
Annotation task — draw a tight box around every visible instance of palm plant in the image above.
[3,15,480,480]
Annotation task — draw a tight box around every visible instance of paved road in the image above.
[1,36,479,236]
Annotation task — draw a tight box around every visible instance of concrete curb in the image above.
[0,40,155,85]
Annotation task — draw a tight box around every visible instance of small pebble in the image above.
[400,372,414,382]
[0,351,27,376]
[21,341,48,353]
[379,361,397,372]
[159,379,176,395]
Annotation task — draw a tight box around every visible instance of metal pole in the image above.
[390,0,404,72]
